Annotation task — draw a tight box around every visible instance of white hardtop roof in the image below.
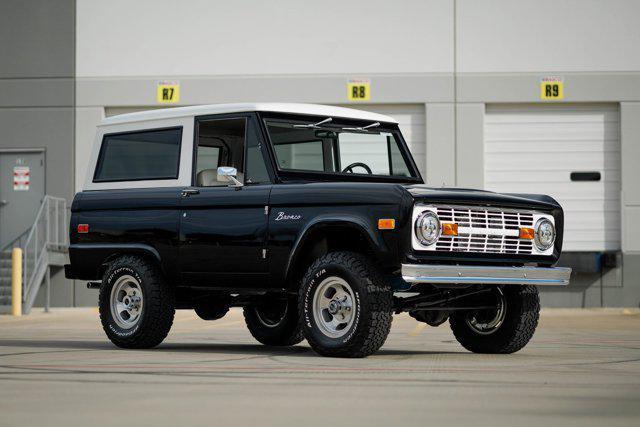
[100,103,398,126]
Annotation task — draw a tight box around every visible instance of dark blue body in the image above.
[68,183,563,287]
[67,111,564,307]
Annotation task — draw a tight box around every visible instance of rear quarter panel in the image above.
[69,188,181,280]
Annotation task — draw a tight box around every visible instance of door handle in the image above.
[570,171,601,182]
[181,188,200,197]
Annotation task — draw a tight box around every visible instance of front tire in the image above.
[299,252,393,358]
[449,285,540,354]
[99,255,175,349]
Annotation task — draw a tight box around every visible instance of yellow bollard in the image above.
[11,248,22,317]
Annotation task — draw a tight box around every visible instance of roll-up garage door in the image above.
[108,104,427,178]
[484,104,620,252]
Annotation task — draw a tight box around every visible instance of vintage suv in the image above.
[65,103,571,358]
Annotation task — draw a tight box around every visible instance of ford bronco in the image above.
[65,103,571,358]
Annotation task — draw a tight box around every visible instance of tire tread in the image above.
[99,255,175,349]
[299,251,393,358]
[449,285,540,354]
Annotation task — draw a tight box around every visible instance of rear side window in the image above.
[93,128,182,182]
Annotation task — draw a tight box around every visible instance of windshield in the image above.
[265,119,417,178]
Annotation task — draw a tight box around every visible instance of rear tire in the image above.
[99,255,175,349]
[449,285,540,354]
[299,251,393,358]
[243,297,303,346]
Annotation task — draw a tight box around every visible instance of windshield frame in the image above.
[258,112,423,184]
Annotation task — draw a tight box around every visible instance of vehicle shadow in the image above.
[0,339,463,357]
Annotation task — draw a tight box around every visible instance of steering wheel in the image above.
[342,162,373,174]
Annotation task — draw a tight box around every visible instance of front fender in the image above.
[283,214,393,283]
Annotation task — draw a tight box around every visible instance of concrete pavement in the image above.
[1,308,639,427]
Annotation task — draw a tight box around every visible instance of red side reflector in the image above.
[377,219,396,230]
[77,224,89,234]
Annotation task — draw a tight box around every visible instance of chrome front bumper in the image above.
[402,264,571,286]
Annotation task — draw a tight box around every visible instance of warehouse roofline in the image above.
[100,103,399,126]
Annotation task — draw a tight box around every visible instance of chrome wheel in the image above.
[313,276,355,338]
[466,288,506,335]
[110,275,143,329]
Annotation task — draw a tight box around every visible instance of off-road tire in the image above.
[243,298,304,346]
[449,285,540,354]
[299,251,393,358]
[99,255,175,349]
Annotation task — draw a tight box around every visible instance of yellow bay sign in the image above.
[157,81,180,104]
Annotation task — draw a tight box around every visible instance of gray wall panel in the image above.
[458,73,640,103]
[620,103,640,205]
[0,107,74,200]
[76,74,454,107]
[0,79,74,107]
[0,0,75,78]
[0,108,75,309]
[425,103,456,186]
[455,103,484,188]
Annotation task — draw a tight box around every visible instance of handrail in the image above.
[0,228,30,253]
[21,196,68,308]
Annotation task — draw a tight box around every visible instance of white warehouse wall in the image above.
[457,0,640,72]
[76,0,453,77]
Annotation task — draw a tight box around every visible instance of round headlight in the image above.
[535,218,556,251]
[415,211,441,246]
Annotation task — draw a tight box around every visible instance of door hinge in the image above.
[262,248,267,259]
[264,205,269,216]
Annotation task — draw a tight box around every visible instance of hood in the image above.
[403,185,561,211]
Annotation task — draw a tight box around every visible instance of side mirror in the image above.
[217,166,243,187]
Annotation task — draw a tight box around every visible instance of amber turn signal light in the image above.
[442,222,458,236]
[377,219,396,230]
[519,227,535,239]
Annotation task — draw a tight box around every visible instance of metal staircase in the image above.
[0,196,69,314]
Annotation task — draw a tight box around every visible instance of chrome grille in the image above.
[435,206,534,254]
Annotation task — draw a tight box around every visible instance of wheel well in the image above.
[287,225,377,289]
[97,251,162,280]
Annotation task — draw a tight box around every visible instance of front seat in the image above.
[196,169,220,186]
[196,169,244,186]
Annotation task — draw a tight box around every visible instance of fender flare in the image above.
[68,243,164,280]
[284,215,384,283]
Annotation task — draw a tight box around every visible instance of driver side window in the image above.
[195,118,245,187]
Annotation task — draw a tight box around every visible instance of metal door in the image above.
[0,151,45,249]
[484,104,621,252]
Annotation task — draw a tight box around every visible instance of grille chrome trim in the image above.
[412,205,555,256]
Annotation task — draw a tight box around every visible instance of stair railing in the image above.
[0,228,30,254]
[22,196,68,311]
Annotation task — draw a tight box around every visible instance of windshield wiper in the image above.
[293,117,332,129]
[341,121,380,132]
